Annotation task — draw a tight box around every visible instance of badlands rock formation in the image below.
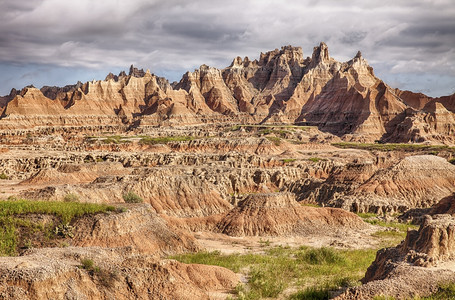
[1,43,454,143]
[329,155,455,213]
[216,193,366,236]
[337,213,455,299]
[0,247,239,300]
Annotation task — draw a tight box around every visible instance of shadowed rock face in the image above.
[1,43,454,143]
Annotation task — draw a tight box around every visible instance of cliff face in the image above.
[1,44,454,143]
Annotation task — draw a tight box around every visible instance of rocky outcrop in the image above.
[0,247,239,300]
[336,214,455,299]
[216,193,367,236]
[331,155,455,213]
[1,43,453,143]
[73,204,200,256]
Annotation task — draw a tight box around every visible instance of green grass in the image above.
[0,173,9,180]
[357,213,418,247]
[0,199,116,256]
[87,135,198,145]
[332,142,455,154]
[139,135,196,145]
[281,158,297,164]
[308,157,324,163]
[266,136,282,146]
[171,246,376,300]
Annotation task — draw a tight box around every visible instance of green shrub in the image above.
[63,193,79,202]
[122,191,143,203]
[0,173,8,180]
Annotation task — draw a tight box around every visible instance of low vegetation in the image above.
[0,173,9,180]
[86,135,197,145]
[266,136,282,146]
[308,157,325,163]
[449,158,455,165]
[138,135,195,145]
[0,199,116,256]
[171,246,376,300]
[281,158,297,164]
[122,191,143,203]
[332,142,455,154]
[357,213,418,247]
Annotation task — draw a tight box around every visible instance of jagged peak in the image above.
[355,51,362,59]
[259,45,304,66]
[311,42,330,63]
[129,65,146,77]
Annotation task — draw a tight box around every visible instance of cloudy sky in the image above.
[1,0,454,97]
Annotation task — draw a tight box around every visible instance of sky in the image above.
[0,0,454,97]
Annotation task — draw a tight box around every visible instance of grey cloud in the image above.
[0,0,454,96]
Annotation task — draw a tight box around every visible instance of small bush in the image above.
[0,173,8,180]
[122,191,143,203]
[298,247,344,265]
[63,193,79,202]
[81,258,94,270]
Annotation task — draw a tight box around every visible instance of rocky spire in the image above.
[129,65,146,78]
[311,42,330,63]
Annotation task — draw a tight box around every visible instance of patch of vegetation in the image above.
[0,200,116,256]
[449,158,455,165]
[332,142,455,154]
[139,135,195,145]
[356,212,378,219]
[360,214,418,247]
[281,158,297,164]
[289,286,330,300]
[266,136,282,146]
[63,193,79,202]
[101,135,128,144]
[171,246,376,300]
[80,258,100,273]
[308,157,324,163]
[0,173,9,180]
[122,191,143,203]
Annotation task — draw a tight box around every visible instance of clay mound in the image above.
[73,204,200,256]
[430,193,455,215]
[0,247,239,300]
[337,214,455,299]
[335,155,455,213]
[21,162,127,185]
[216,193,366,236]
